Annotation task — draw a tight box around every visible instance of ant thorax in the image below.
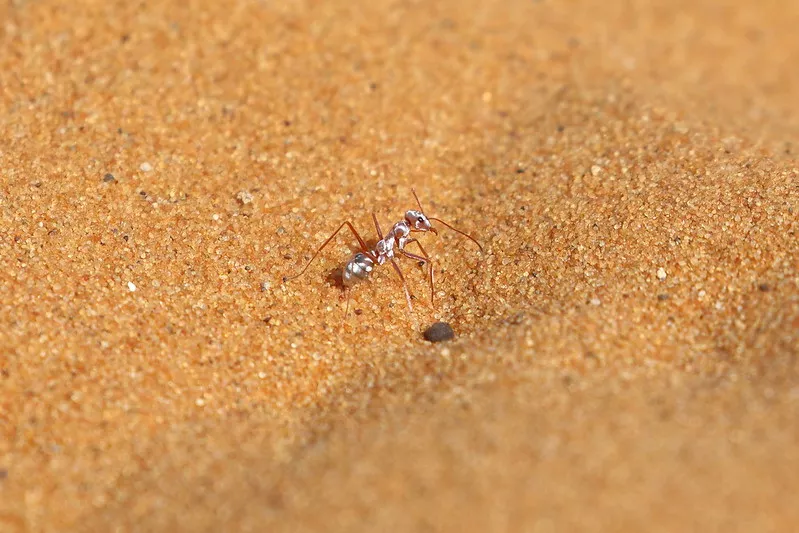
[373,221,412,265]
[393,221,412,250]
[374,236,394,264]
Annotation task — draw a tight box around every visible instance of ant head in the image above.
[405,210,438,234]
[407,189,438,234]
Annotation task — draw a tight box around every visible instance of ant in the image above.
[283,189,483,313]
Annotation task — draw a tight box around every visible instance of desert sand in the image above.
[1,0,798,531]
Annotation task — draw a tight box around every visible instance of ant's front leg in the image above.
[400,238,434,305]
[389,257,414,312]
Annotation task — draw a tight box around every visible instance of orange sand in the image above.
[1,1,798,531]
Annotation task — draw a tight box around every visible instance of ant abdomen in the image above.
[342,253,374,287]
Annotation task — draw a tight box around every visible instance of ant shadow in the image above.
[324,267,345,290]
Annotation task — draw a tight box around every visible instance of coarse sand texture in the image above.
[1,1,798,532]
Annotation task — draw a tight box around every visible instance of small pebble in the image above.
[657,293,669,301]
[657,267,667,281]
[423,321,455,343]
[103,173,115,182]
[127,281,137,292]
[140,162,153,172]
[758,283,771,292]
[236,190,254,205]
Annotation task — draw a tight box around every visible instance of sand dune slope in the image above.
[1,1,798,531]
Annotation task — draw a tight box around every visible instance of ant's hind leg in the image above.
[342,288,352,329]
[284,221,372,282]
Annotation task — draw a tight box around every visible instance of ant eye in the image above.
[417,217,424,223]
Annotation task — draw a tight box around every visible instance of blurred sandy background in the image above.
[1,0,798,531]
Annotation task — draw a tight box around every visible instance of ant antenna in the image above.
[412,188,484,252]
[411,188,425,212]
[428,217,484,252]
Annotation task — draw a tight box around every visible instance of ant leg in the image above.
[343,288,352,327]
[400,238,434,305]
[389,257,414,312]
[284,221,372,282]
[372,213,384,240]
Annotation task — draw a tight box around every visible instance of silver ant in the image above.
[283,189,483,313]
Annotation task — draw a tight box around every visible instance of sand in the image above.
[1,0,798,531]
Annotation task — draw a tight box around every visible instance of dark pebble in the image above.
[423,321,455,343]
[103,173,115,182]
[758,283,771,292]
[657,293,669,301]
[354,309,363,315]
